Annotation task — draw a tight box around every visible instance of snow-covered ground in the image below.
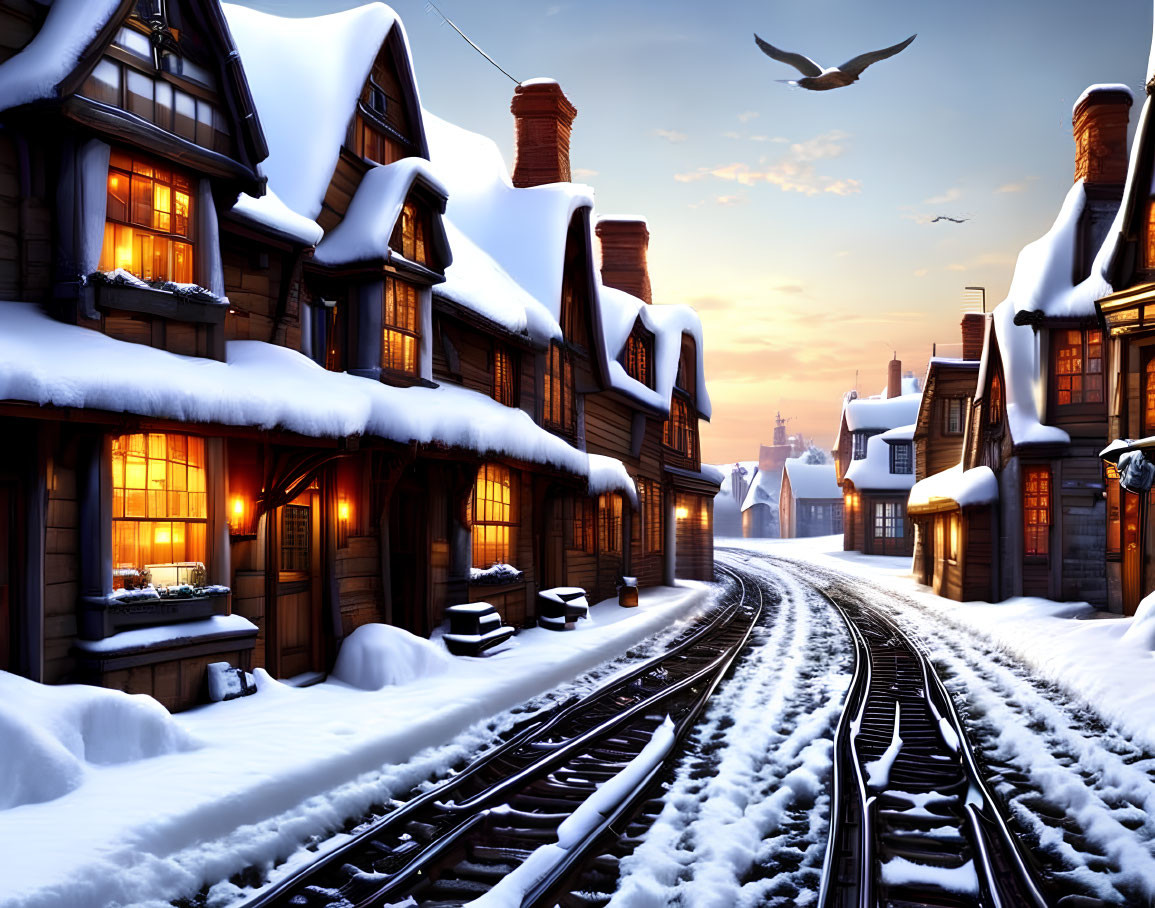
[721,535,1155,905]
[0,584,711,908]
[611,554,852,908]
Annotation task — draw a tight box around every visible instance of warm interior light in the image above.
[676,506,690,520]
[232,496,244,518]
[154,525,171,544]
[338,500,350,522]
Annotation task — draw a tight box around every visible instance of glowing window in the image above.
[543,341,575,435]
[98,150,193,283]
[989,372,1004,426]
[598,493,622,555]
[393,199,428,265]
[493,345,517,407]
[111,433,206,588]
[571,497,595,553]
[471,464,516,568]
[1024,466,1051,558]
[1053,329,1103,406]
[625,324,653,388]
[640,479,663,555]
[1146,200,1155,270]
[383,278,420,375]
[664,395,697,461]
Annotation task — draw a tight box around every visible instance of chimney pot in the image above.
[887,358,902,399]
[511,79,577,188]
[961,312,986,361]
[595,217,651,303]
[1073,85,1132,185]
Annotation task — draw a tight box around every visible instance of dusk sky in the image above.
[250,0,1153,462]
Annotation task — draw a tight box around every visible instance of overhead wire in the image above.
[424,2,520,85]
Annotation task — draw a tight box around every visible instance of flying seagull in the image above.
[754,33,916,91]
[931,215,969,224]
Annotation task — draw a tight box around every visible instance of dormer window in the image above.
[889,442,912,474]
[852,432,869,460]
[98,150,193,283]
[624,323,654,388]
[392,200,429,266]
[1053,329,1103,407]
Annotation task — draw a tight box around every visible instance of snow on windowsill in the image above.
[74,614,257,656]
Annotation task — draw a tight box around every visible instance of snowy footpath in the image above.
[0,584,712,908]
[721,535,1155,905]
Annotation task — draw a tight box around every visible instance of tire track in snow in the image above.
[764,553,1155,906]
[608,553,852,908]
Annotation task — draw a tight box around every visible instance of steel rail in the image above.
[240,565,757,908]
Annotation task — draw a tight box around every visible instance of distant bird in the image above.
[753,33,916,91]
[931,216,969,224]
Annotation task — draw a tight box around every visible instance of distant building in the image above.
[712,461,755,537]
[711,413,806,540]
[780,460,842,538]
[834,358,921,556]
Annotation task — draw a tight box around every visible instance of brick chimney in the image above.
[887,356,902,399]
[511,79,576,188]
[595,217,651,303]
[1073,85,1132,185]
[961,312,985,361]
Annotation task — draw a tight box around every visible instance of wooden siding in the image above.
[675,493,713,581]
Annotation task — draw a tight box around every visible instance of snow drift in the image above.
[330,623,453,691]
[0,671,199,810]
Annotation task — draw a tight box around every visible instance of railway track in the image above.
[241,565,760,908]
[818,585,1049,908]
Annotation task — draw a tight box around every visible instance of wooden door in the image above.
[0,484,11,672]
[1123,491,1142,616]
[275,489,323,678]
[390,478,428,636]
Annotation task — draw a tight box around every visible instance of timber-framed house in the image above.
[0,1,718,709]
[833,358,920,557]
[910,84,1132,606]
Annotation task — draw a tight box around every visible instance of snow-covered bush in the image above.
[0,671,199,810]
[330,623,453,691]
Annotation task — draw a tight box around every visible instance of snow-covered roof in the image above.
[1005,179,1118,320]
[597,285,712,419]
[844,393,921,433]
[990,300,1070,446]
[782,460,840,501]
[843,433,916,492]
[927,357,979,369]
[908,465,998,512]
[740,466,779,512]
[881,423,916,443]
[230,188,323,247]
[423,109,593,345]
[711,461,757,504]
[0,0,121,114]
[422,110,711,420]
[313,159,449,267]
[0,302,635,501]
[222,3,422,237]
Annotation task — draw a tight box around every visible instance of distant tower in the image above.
[773,411,788,447]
